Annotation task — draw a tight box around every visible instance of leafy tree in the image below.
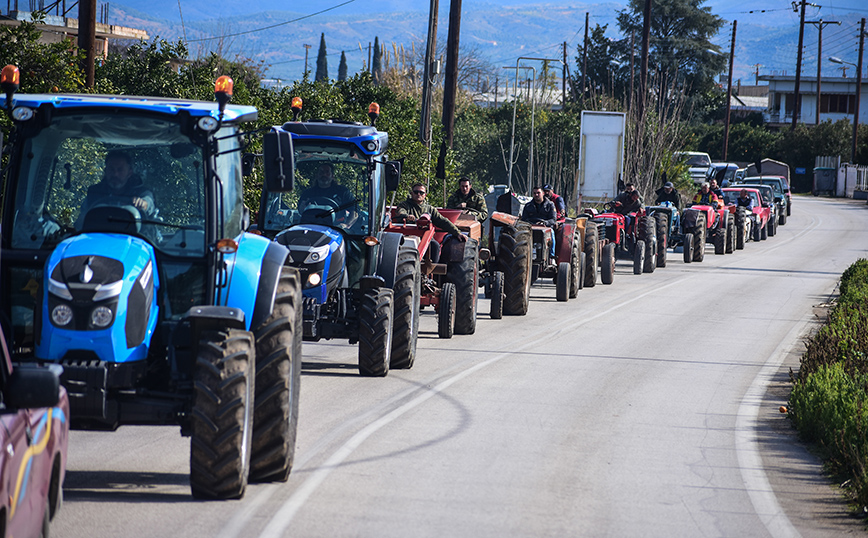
[315,33,328,83]
[372,37,382,85]
[0,14,85,94]
[573,24,623,99]
[338,51,348,81]
[615,0,726,99]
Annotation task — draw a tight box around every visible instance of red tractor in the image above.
[525,216,584,302]
[386,209,481,339]
[587,205,658,281]
[680,201,734,262]
[720,187,771,247]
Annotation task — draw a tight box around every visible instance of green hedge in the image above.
[790,258,868,507]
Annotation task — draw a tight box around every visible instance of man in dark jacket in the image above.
[521,186,557,256]
[542,184,566,220]
[446,177,488,223]
[80,151,155,220]
[654,181,682,211]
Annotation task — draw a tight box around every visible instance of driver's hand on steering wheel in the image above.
[454,233,467,242]
[404,214,417,223]
[132,197,149,212]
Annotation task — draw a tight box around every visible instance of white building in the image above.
[760,74,868,127]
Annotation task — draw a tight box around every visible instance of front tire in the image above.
[725,216,735,253]
[358,288,393,377]
[390,245,421,369]
[734,207,746,250]
[682,232,694,263]
[692,215,706,262]
[190,329,255,499]
[633,240,645,275]
[251,268,302,483]
[438,282,456,338]
[490,271,504,319]
[556,262,570,302]
[569,237,581,298]
[600,243,615,284]
[713,226,725,255]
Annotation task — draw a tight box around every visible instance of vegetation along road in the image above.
[54,197,867,537]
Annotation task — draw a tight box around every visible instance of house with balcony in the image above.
[759,74,868,128]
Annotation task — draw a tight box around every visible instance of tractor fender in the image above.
[375,231,404,289]
[223,232,288,331]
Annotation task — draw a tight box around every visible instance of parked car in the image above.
[720,187,772,245]
[739,176,789,225]
[674,151,713,184]
[707,162,739,186]
[738,184,779,237]
[0,324,68,537]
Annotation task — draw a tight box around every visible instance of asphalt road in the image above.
[54,197,868,538]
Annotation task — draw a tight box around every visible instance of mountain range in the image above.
[106,0,868,87]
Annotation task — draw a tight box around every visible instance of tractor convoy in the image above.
[0,66,792,509]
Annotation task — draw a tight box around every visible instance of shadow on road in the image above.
[63,470,191,503]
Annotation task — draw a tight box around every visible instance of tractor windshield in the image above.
[8,112,207,257]
[260,142,372,235]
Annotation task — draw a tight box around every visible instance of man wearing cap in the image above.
[542,184,566,220]
[446,177,488,223]
[654,181,682,211]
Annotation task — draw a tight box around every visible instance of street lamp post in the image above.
[831,54,863,163]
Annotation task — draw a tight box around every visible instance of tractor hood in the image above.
[37,233,159,363]
[274,225,346,301]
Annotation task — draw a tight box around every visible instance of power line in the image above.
[186,0,358,43]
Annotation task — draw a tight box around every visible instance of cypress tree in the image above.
[338,51,348,81]
[315,33,328,82]
[372,36,382,85]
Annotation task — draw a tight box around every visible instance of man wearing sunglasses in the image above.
[395,182,467,243]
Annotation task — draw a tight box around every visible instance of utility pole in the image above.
[562,41,567,106]
[581,12,589,101]
[368,42,372,72]
[853,18,866,163]
[77,0,96,88]
[629,29,635,109]
[723,21,737,161]
[419,0,439,148]
[792,0,807,129]
[303,44,312,77]
[437,0,462,182]
[807,20,841,125]
[752,63,763,84]
[639,0,652,120]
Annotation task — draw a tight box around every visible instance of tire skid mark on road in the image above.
[243,278,694,538]
[735,312,811,538]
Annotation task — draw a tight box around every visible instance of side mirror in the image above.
[754,159,763,175]
[242,205,250,230]
[241,153,255,177]
[5,367,60,409]
[385,159,402,192]
[0,130,4,155]
[263,130,295,193]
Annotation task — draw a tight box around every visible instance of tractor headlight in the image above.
[51,304,73,326]
[307,272,322,286]
[91,306,113,328]
[303,245,330,264]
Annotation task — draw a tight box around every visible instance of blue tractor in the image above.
[258,100,421,376]
[0,67,302,499]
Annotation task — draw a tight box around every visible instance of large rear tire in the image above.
[190,330,255,499]
[390,245,421,369]
[734,207,746,250]
[358,288,393,377]
[250,268,302,483]
[556,262,570,302]
[655,213,667,268]
[583,222,599,288]
[633,240,645,275]
[490,271,504,319]
[498,222,532,315]
[600,243,615,284]
[438,282,456,338]
[682,232,694,263]
[692,215,706,262]
[448,238,479,335]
